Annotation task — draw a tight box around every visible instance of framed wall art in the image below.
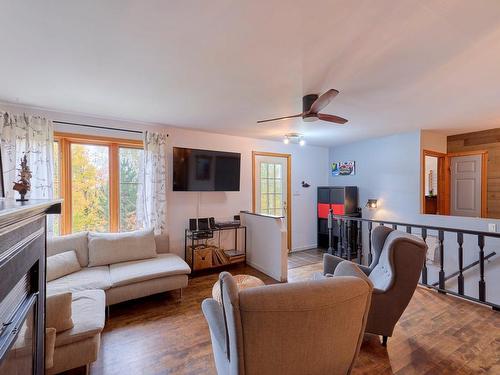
[331,161,355,176]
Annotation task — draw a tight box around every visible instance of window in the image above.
[54,133,143,235]
[259,162,283,216]
[119,147,142,231]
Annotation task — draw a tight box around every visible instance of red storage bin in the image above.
[318,203,330,219]
[331,204,345,215]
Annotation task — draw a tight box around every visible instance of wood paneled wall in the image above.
[448,128,500,219]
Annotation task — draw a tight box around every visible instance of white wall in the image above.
[241,213,288,282]
[329,131,422,221]
[0,102,329,255]
[329,130,500,305]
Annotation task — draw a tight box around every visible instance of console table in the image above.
[184,226,247,272]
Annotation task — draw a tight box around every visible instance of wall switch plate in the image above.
[488,223,497,233]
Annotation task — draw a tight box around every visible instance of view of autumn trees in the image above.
[119,147,142,231]
[66,144,142,233]
[71,144,110,232]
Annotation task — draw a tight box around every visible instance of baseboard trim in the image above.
[290,244,318,252]
[246,260,286,282]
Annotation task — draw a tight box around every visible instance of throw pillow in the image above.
[46,250,81,282]
[88,228,157,266]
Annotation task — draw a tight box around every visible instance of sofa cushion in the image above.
[47,266,112,295]
[88,228,157,267]
[109,253,191,287]
[55,290,105,348]
[46,292,74,332]
[47,232,89,267]
[154,233,169,254]
[47,251,81,282]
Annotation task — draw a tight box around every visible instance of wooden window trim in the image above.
[54,132,143,234]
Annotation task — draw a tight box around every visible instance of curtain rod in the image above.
[53,120,169,136]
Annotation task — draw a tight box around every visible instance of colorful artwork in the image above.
[331,161,355,176]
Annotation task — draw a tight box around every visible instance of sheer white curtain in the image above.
[0,112,54,200]
[136,131,167,235]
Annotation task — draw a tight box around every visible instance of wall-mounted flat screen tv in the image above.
[173,147,241,191]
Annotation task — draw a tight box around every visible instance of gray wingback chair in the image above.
[202,269,373,375]
[323,226,427,346]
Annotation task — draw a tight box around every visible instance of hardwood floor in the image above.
[288,248,325,269]
[90,262,500,375]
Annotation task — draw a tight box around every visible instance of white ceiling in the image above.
[1,0,500,146]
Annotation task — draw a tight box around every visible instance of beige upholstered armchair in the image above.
[202,270,373,375]
[323,226,427,346]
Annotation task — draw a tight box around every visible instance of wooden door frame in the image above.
[446,150,488,218]
[252,151,292,251]
[421,150,447,215]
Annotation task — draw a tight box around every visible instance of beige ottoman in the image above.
[212,274,265,303]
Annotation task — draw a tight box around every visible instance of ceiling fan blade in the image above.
[257,114,302,124]
[317,113,348,124]
[309,89,339,114]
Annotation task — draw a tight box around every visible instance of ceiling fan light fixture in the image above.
[283,133,305,146]
[257,89,347,125]
[302,113,317,122]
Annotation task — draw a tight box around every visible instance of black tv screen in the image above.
[173,147,241,191]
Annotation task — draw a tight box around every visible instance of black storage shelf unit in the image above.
[317,186,360,259]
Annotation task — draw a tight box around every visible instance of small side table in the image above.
[212,274,265,304]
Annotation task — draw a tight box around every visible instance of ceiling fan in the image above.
[257,89,348,125]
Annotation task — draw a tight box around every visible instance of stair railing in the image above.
[329,212,499,311]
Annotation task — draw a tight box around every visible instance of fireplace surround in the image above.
[0,200,60,375]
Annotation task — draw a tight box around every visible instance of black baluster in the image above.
[457,232,464,295]
[356,221,362,264]
[368,222,373,264]
[421,228,428,285]
[337,218,343,257]
[438,230,445,292]
[478,235,486,302]
[392,224,397,230]
[406,226,412,234]
[343,220,348,259]
[347,220,352,261]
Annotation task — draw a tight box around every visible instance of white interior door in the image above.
[450,154,482,217]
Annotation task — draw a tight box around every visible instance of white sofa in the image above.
[45,230,190,374]
[46,230,191,305]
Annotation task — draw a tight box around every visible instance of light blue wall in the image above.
[329,130,500,305]
[329,130,421,222]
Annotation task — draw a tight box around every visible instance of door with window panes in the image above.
[254,154,289,249]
